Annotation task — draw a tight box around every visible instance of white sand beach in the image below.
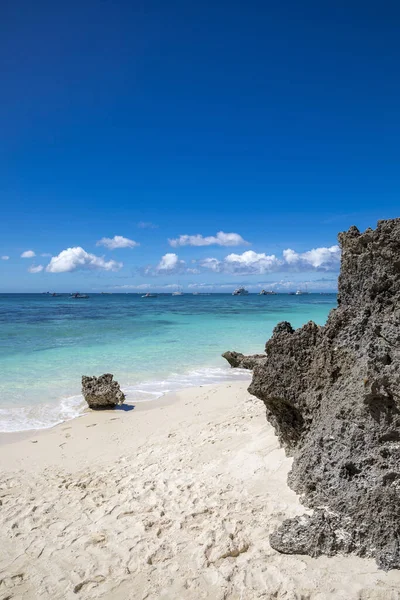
[1,381,400,600]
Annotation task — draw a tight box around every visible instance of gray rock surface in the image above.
[82,373,125,409]
[246,218,400,570]
[222,351,267,370]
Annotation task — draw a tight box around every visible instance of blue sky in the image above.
[1,0,399,292]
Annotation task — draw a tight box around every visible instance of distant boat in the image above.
[100,292,112,295]
[295,285,309,295]
[172,285,184,296]
[70,292,89,299]
[232,286,249,296]
[142,292,158,298]
[259,289,276,295]
[288,292,296,295]
[51,292,61,297]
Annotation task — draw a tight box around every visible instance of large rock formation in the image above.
[82,373,125,409]
[239,219,400,570]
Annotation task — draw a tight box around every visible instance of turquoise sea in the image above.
[0,293,337,431]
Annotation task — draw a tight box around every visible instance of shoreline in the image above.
[0,365,252,437]
[0,380,196,448]
[1,380,400,599]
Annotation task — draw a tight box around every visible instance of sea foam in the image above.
[123,366,251,403]
[0,366,251,432]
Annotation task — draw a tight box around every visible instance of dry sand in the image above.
[1,381,400,600]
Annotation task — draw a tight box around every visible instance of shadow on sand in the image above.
[115,403,135,412]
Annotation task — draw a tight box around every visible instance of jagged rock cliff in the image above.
[82,373,125,409]
[244,219,400,569]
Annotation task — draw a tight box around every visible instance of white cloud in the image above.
[113,283,180,290]
[198,257,223,272]
[186,267,200,274]
[225,251,281,273]
[188,283,216,290]
[21,250,36,258]
[96,235,139,250]
[46,247,123,273]
[169,231,249,248]
[28,264,44,273]
[282,245,340,270]
[198,245,340,275]
[201,251,282,275]
[142,253,187,276]
[114,284,152,290]
[137,221,158,229]
[141,243,340,278]
[1,256,9,260]
[156,253,185,272]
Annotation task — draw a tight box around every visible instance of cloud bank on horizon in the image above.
[112,277,338,292]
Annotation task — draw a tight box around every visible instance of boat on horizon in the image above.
[232,286,249,296]
[142,292,158,298]
[172,285,184,296]
[295,286,309,295]
[259,289,276,295]
[70,292,89,299]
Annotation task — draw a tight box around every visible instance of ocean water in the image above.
[0,293,337,432]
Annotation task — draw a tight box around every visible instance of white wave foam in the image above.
[123,366,251,403]
[0,395,85,433]
[0,366,251,432]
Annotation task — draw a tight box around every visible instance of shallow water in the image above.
[0,293,336,431]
